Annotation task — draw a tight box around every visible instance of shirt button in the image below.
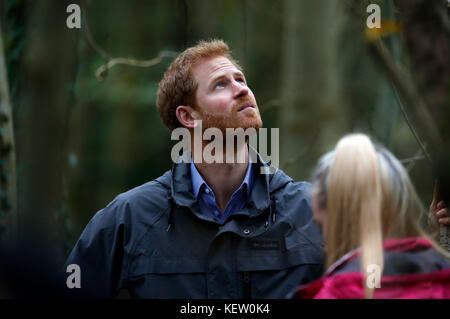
[243,228,250,235]
[205,188,210,194]
[214,210,220,217]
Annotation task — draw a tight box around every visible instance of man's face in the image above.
[191,55,262,132]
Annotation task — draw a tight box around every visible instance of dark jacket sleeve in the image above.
[64,197,129,298]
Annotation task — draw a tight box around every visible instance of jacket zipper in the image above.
[243,271,251,299]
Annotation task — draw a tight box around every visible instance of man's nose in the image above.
[232,80,249,99]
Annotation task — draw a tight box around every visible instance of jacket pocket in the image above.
[235,241,324,298]
[236,237,323,272]
[126,255,208,298]
[129,254,206,276]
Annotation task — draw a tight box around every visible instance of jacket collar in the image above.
[190,158,254,199]
[170,149,291,217]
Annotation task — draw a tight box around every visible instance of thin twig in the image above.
[401,154,425,164]
[392,85,432,163]
[369,39,442,163]
[345,0,442,162]
[81,0,111,60]
[400,149,426,171]
[81,0,179,82]
[95,51,179,81]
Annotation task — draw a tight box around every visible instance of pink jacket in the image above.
[293,237,450,299]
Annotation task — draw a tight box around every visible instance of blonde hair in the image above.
[312,133,442,298]
[157,39,242,131]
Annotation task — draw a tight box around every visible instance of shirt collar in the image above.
[190,157,254,198]
[190,159,205,198]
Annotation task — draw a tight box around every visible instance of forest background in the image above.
[0,0,449,266]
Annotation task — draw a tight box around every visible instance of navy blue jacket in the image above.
[65,156,325,298]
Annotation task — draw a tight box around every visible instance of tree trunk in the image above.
[372,0,401,149]
[0,20,18,243]
[398,0,450,250]
[278,0,346,180]
[16,0,78,261]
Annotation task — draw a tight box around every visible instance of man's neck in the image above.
[193,145,249,212]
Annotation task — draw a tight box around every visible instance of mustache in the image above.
[233,98,257,112]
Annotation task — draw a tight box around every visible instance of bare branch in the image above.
[81,0,179,82]
[344,0,442,162]
[400,149,426,171]
[95,51,179,82]
[81,0,111,60]
[368,34,441,162]
[401,155,425,165]
[391,84,432,163]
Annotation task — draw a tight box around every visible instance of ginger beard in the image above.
[191,98,262,163]
[195,97,263,134]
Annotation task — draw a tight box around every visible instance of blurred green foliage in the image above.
[0,0,443,260]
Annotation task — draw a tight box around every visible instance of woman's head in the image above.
[311,134,426,297]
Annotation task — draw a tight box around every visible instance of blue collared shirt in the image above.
[190,159,254,224]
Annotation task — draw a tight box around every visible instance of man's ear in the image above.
[176,105,200,129]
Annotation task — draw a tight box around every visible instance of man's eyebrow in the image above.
[233,71,245,78]
[210,72,246,85]
[210,74,227,84]
[208,75,225,89]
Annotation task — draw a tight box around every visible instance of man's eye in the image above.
[236,78,246,85]
[215,82,225,89]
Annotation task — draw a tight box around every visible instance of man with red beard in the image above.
[174,49,263,216]
[64,40,325,298]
